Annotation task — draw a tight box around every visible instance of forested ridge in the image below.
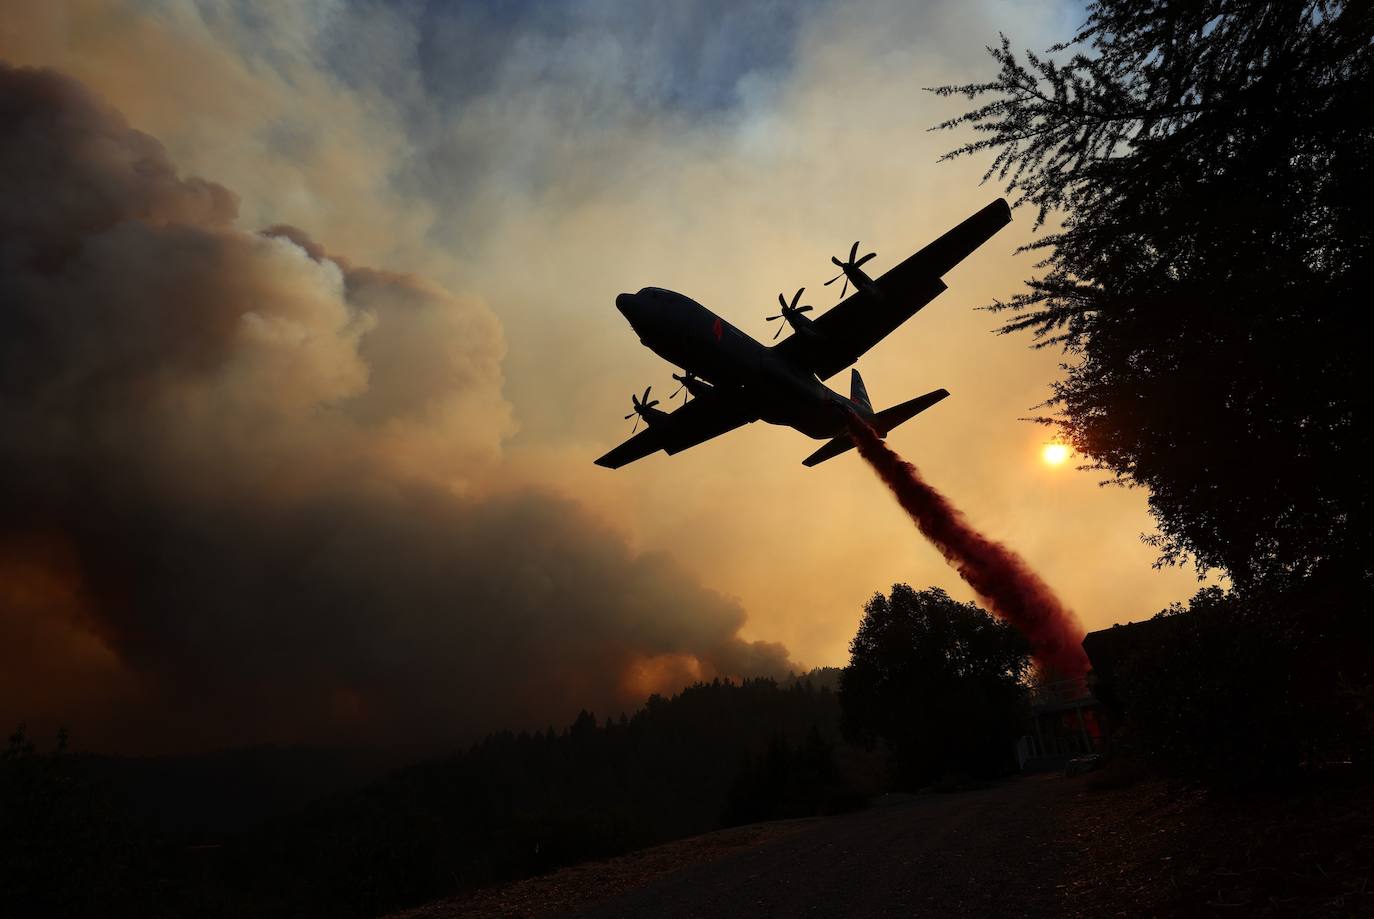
[3,672,870,918]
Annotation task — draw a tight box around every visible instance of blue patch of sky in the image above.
[272,0,830,247]
[207,0,1095,248]
[406,0,827,116]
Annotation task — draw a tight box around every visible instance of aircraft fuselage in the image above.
[614,287,863,439]
[599,198,1011,469]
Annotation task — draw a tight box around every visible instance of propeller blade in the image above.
[790,288,804,309]
[848,241,860,262]
[840,277,850,298]
[624,412,635,420]
[831,255,845,268]
[855,252,876,268]
[772,323,785,340]
[797,305,813,313]
[645,400,659,409]
[766,314,783,321]
[631,416,640,434]
[825,272,842,285]
[641,386,652,403]
[778,293,788,310]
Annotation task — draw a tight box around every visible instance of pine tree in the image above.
[933,1,1374,585]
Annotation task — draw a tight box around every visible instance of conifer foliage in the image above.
[934,1,1374,584]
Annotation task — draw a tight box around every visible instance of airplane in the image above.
[595,198,1012,469]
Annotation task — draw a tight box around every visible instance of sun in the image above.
[1041,443,1071,466]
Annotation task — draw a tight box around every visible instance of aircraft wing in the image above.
[773,198,1012,380]
[594,393,756,469]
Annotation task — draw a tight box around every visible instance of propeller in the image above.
[765,288,814,340]
[623,386,659,433]
[825,241,877,299]
[670,372,698,402]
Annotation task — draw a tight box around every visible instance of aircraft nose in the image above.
[615,292,637,317]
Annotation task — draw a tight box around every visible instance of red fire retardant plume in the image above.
[846,415,1090,677]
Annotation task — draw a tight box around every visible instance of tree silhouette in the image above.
[840,585,1030,787]
[933,1,1374,586]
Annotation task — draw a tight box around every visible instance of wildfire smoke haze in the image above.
[0,0,1212,754]
[846,415,1090,677]
[0,61,793,753]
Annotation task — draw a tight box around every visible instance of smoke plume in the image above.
[0,62,792,753]
[846,415,1090,676]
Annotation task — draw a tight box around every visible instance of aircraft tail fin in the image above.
[872,388,950,434]
[849,369,872,412]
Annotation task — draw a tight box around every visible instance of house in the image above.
[1017,616,1187,771]
[1017,675,1104,771]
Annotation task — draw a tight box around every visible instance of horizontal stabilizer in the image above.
[873,388,949,433]
[801,388,950,468]
[802,435,856,467]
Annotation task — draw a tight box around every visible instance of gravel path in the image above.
[395,775,1105,919]
[391,770,1374,918]
[571,776,1080,919]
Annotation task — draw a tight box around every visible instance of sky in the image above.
[0,0,1208,754]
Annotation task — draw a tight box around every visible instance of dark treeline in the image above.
[3,671,887,919]
[4,586,1041,919]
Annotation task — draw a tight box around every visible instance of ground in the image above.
[390,769,1374,918]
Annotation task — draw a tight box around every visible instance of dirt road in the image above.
[398,775,1135,919]
[395,771,1374,918]
[570,776,1081,919]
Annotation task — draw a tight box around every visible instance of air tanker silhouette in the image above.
[597,199,1011,468]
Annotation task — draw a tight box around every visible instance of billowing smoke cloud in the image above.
[0,62,791,753]
[1,0,1211,695]
[846,416,1089,676]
